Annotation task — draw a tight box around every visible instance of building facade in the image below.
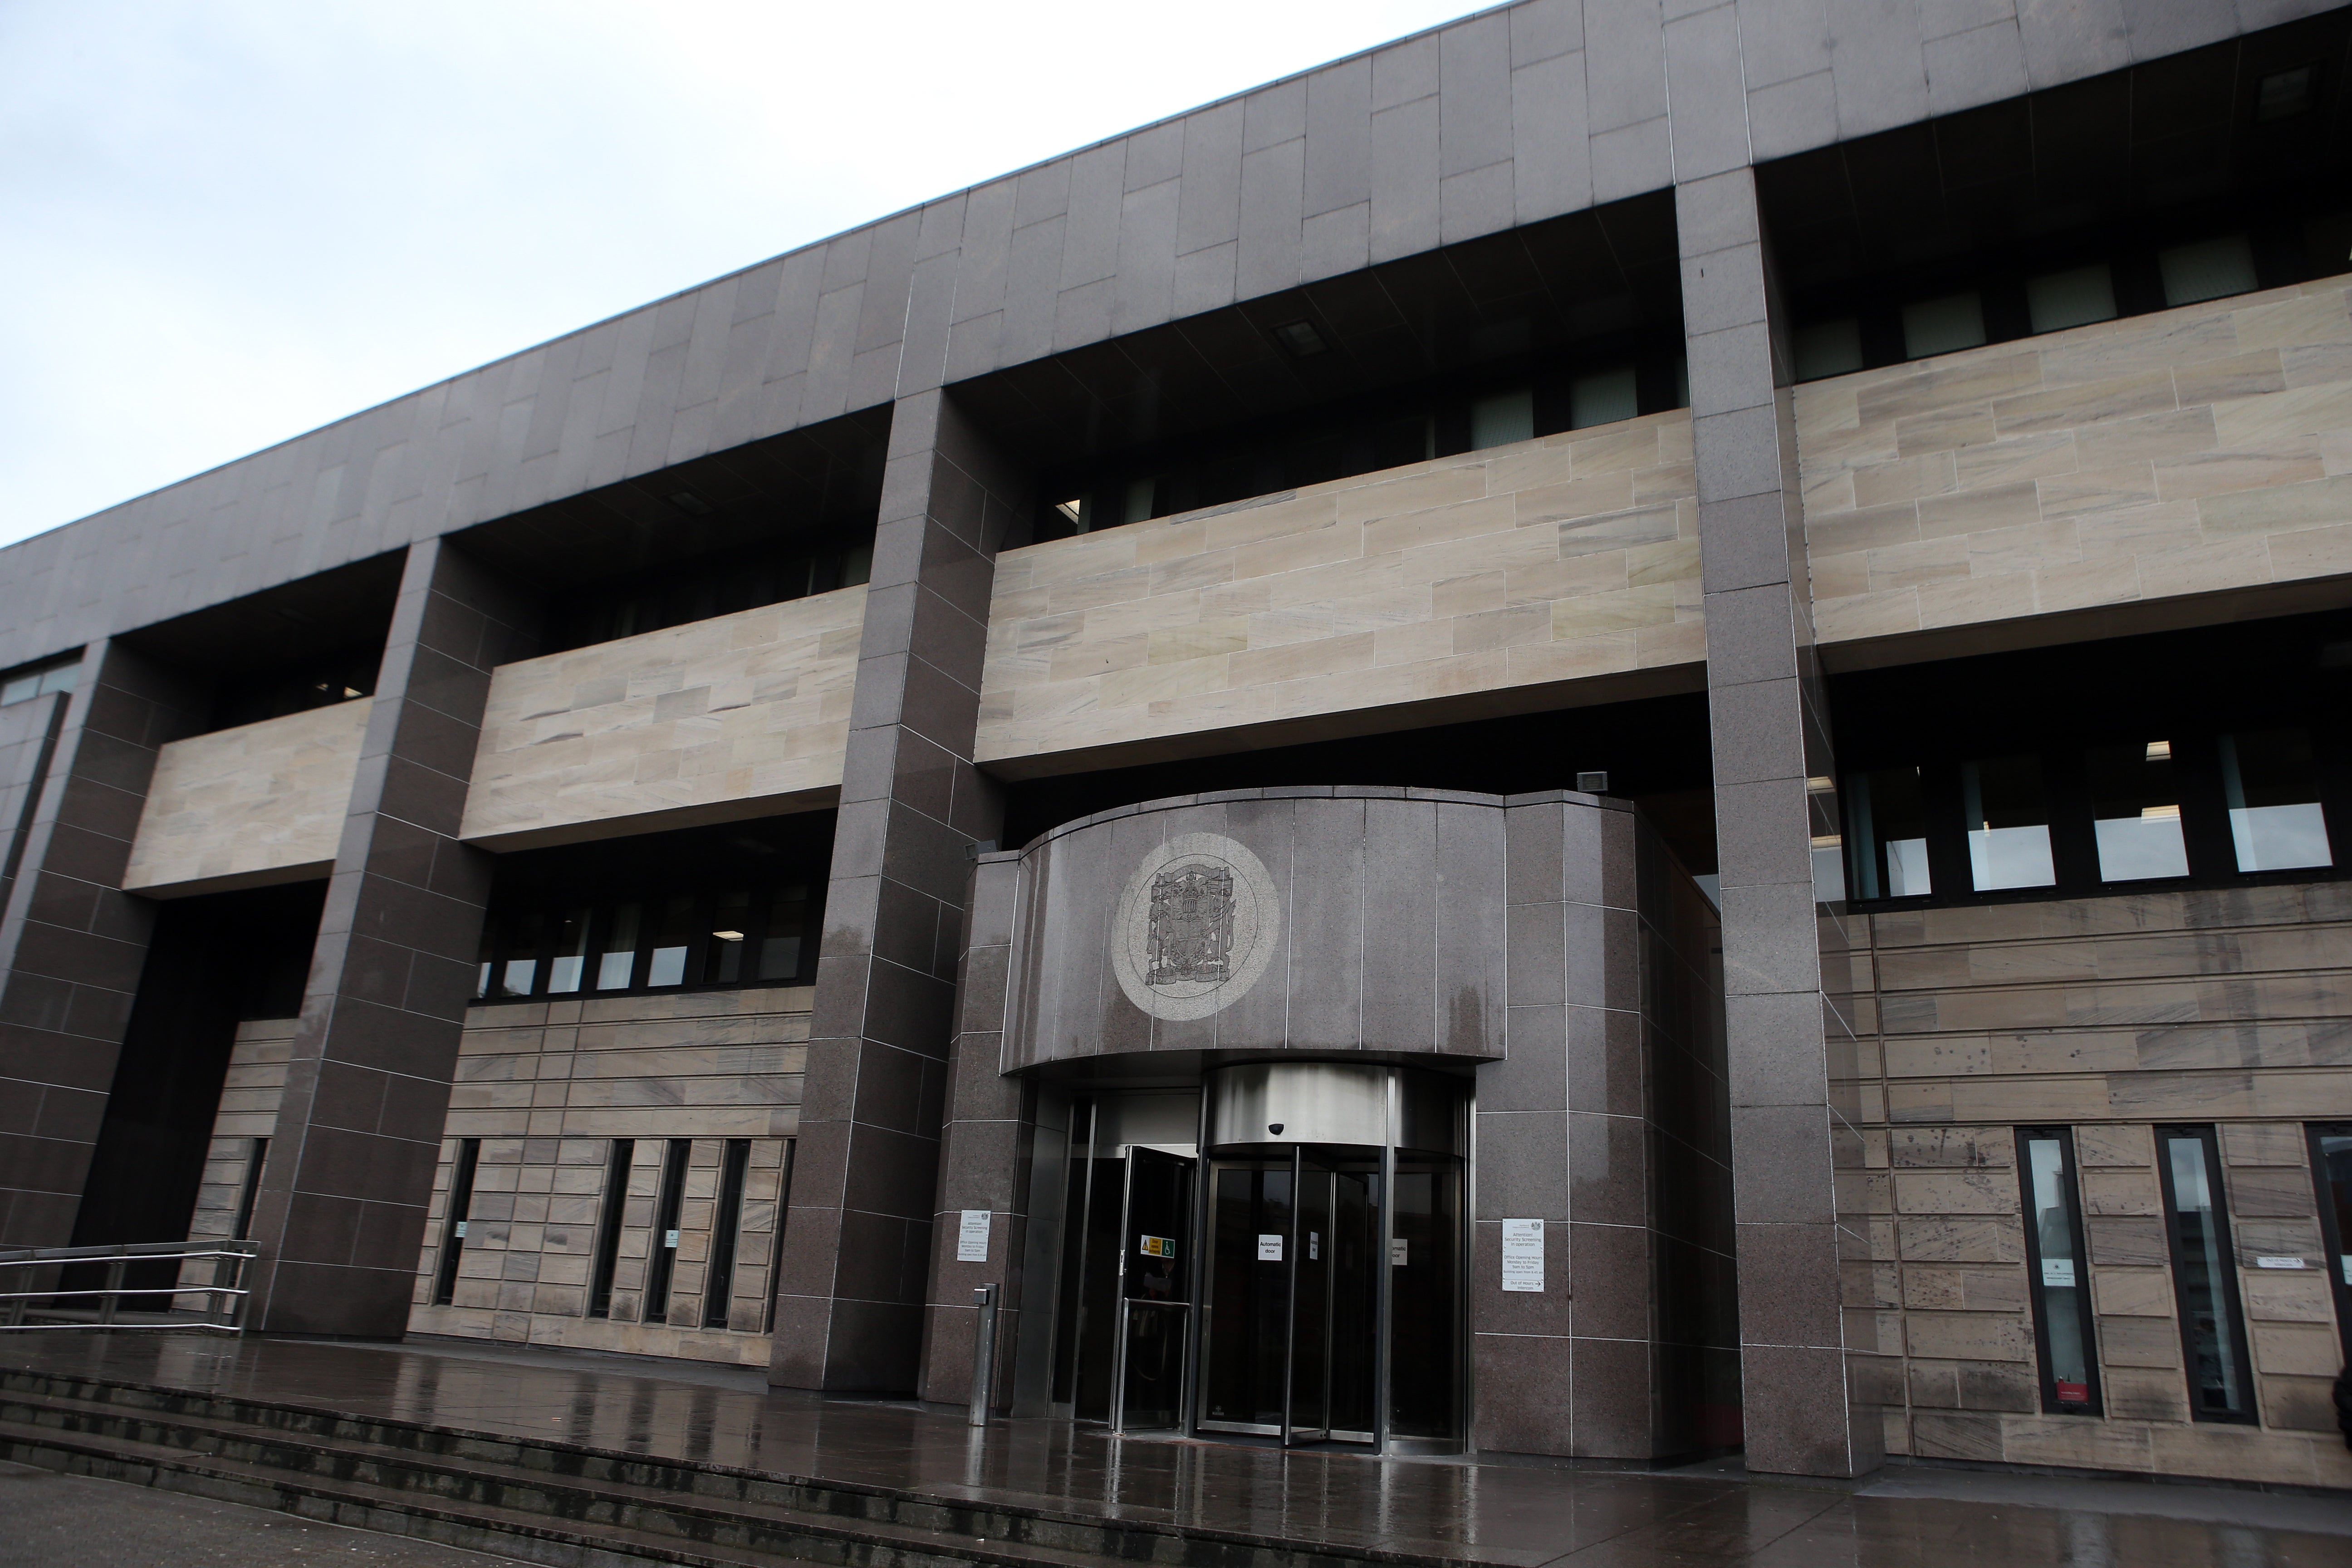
[3,0,2349,1488]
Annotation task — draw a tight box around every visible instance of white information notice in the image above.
[956,1209,990,1263]
[1390,1237,1409,1266]
[2040,1258,2075,1287]
[2254,1255,2307,1269]
[1258,1234,1284,1262]
[1501,1219,1544,1293]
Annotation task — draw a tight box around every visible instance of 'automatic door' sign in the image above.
[1111,833,1280,1021]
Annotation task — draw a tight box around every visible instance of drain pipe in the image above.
[968,1284,999,1427]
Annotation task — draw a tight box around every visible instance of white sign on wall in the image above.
[1258,1234,1283,1261]
[956,1209,991,1263]
[1501,1218,1544,1292]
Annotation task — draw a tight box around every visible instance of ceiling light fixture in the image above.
[1271,319,1328,357]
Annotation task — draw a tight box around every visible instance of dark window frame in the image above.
[587,1139,635,1321]
[701,1138,753,1330]
[642,1138,693,1326]
[2153,1124,2259,1426]
[432,1137,481,1308]
[2307,1122,2352,1367]
[2015,1127,2102,1416]
[474,878,823,1004]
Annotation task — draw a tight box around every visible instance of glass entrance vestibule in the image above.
[1047,1062,1467,1452]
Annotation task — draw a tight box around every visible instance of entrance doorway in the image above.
[1046,1063,1465,1451]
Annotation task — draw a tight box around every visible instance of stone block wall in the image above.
[122,700,371,896]
[172,1017,294,1310]
[457,587,864,851]
[404,986,810,1366]
[1849,882,2352,1485]
[975,412,1701,774]
[1798,279,2352,650]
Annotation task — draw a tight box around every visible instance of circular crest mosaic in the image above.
[1109,832,1281,1021]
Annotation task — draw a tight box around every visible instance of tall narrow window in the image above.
[596,903,642,990]
[1845,766,1932,899]
[1964,755,2056,891]
[759,885,811,982]
[588,1139,634,1319]
[764,1140,796,1335]
[643,1139,693,1324]
[2087,740,2189,882]
[703,891,751,985]
[646,896,698,988]
[546,906,591,993]
[2221,730,2333,872]
[499,911,543,998]
[2309,1123,2352,1365]
[702,1139,753,1330]
[2156,1126,2256,1423]
[231,1138,269,1242]
[433,1138,481,1307]
[472,917,498,1001]
[2017,1129,2099,1414]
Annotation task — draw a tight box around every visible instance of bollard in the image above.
[968,1284,999,1427]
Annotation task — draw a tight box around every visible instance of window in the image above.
[1470,388,1536,449]
[433,1138,481,1308]
[0,655,79,707]
[2087,740,2188,882]
[2309,1124,2352,1364]
[598,903,642,990]
[702,1139,753,1330]
[2159,235,2258,307]
[2025,265,2117,333]
[547,906,590,994]
[1567,369,1637,431]
[2155,1126,2256,1423]
[1845,766,1932,899]
[231,1138,269,1242]
[477,862,823,1003]
[1902,292,1986,358]
[1793,318,1862,381]
[498,911,542,999]
[2017,1129,2099,1414]
[588,1140,634,1321]
[642,1139,693,1325]
[2221,729,2332,872]
[1963,755,2055,891]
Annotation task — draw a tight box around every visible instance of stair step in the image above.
[0,1370,1437,1568]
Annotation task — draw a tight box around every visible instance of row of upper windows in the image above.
[1833,726,2338,906]
[2021,1122,2352,1425]
[472,881,818,1002]
[0,655,78,707]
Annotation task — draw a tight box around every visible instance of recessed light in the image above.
[710,930,745,942]
[1271,319,1328,357]
[2145,740,2172,761]
[667,490,715,516]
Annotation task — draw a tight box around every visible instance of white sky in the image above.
[0,0,1488,548]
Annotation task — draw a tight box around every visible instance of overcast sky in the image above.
[0,0,1485,548]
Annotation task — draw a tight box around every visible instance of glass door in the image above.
[1113,1147,1194,1432]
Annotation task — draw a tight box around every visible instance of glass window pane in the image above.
[2020,1132,2097,1412]
[2026,265,2117,333]
[2087,740,2189,882]
[1568,369,1637,431]
[705,890,751,985]
[473,916,498,1002]
[2158,1128,2252,1420]
[2160,235,2257,307]
[1963,755,2055,891]
[546,906,591,993]
[498,910,542,998]
[1845,767,1932,900]
[1471,387,1536,448]
[1794,318,1862,381]
[0,675,35,706]
[1902,292,1985,358]
[647,894,697,988]
[2311,1126,2352,1357]
[597,902,641,990]
[759,884,811,982]
[2221,729,2332,872]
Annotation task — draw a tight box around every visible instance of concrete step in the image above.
[0,1366,1438,1568]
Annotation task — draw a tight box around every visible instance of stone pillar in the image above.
[1676,147,1886,1471]
[769,389,1026,1392]
[242,539,536,1335]
[915,851,1026,1407]
[0,641,207,1246]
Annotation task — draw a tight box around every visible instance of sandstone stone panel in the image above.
[459,588,865,851]
[1798,280,2352,650]
[975,414,1700,774]
[123,701,371,896]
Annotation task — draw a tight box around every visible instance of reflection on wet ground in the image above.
[4,1333,2345,1566]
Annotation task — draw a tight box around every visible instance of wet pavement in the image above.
[3,1332,2347,1566]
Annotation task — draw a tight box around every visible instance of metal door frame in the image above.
[1109,1145,1196,1435]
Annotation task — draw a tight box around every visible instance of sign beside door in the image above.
[1258,1233,1283,1261]
[956,1209,990,1262]
[1501,1218,1544,1292]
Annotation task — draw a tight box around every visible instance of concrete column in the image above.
[0,641,207,1246]
[242,539,536,1334]
[769,389,1026,1392]
[1677,154,1884,1478]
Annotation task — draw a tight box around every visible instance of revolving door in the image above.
[1049,1063,1466,1451]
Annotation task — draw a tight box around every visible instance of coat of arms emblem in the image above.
[1145,863,1235,985]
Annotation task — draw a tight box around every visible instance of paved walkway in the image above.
[3,1333,2347,1566]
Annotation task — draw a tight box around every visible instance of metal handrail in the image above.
[0,1240,257,1333]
